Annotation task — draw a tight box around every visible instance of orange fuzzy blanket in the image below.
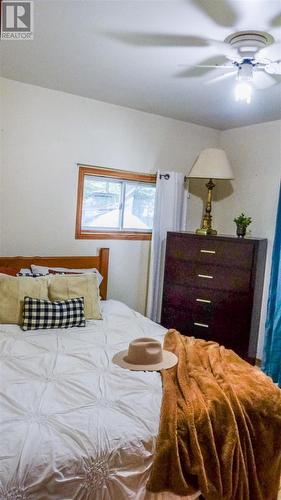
[147,330,281,500]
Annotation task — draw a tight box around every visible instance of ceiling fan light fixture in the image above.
[235,82,252,104]
[237,62,253,81]
[235,61,253,104]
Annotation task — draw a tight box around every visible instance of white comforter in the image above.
[0,300,198,500]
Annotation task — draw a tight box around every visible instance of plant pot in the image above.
[236,224,246,238]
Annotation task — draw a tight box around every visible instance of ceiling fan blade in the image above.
[258,41,281,62]
[178,64,234,68]
[108,32,208,48]
[190,0,239,28]
[269,74,281,84]
[176,55,231,78]
[264,61,281,75]
[270,12,281,27]
[253,71,277,89]
[205,70,237,85]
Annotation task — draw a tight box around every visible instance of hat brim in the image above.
[112,349,178,371]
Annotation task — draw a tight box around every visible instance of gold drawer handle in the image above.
[196,298,211,304]
[194,322,209,328]
[200,249,216,254]
[198,274,213,279]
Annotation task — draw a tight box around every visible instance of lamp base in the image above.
[195,178,218,236]
[196,227,217,236]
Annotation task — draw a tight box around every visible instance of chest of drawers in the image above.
[161,232,267,363]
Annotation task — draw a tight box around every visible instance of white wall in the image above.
[0,78,219,313]
[2,78,280,357]
[218,121,281,357]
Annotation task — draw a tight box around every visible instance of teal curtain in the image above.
[262,184,281,386]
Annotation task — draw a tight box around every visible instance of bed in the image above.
[0,250,199,500]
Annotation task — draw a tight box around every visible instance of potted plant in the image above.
[234,213,252,238]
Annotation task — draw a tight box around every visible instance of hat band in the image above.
[125,342,163,365]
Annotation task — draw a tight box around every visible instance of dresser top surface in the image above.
[167,231,267,243]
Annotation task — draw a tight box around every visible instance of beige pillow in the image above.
[48,273,102,320]
[0,274,49,325]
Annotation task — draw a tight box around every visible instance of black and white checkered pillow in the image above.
[22,296,86,331]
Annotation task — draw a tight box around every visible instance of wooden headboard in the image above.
[0,248,109,300]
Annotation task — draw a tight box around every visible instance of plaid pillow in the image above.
[22,296,86,331]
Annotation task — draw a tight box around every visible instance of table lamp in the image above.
[188,148,234,235]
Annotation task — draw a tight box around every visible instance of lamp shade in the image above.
[188,148,234,180]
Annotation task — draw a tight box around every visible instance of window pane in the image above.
[123,182,156,230]
[81,176,122,230]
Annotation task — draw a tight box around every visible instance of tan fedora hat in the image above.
[112,337,178,371]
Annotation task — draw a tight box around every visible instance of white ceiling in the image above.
[1,0,281,129]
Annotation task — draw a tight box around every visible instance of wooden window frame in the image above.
[75,165,156,240]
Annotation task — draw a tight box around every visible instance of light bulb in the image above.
[235,82,252,104]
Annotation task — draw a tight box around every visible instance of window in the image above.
[76,166,156,240]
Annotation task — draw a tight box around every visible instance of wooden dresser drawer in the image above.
[162,306,217,343]
[161,300,251,351]
[162,285,251,330]
[166,258,251,292]
[166,234,254,269]
[162,284,250,314]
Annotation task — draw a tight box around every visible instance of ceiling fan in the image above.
[179,31,281,103]
[111,27,281,104]
[109,0,281,105]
